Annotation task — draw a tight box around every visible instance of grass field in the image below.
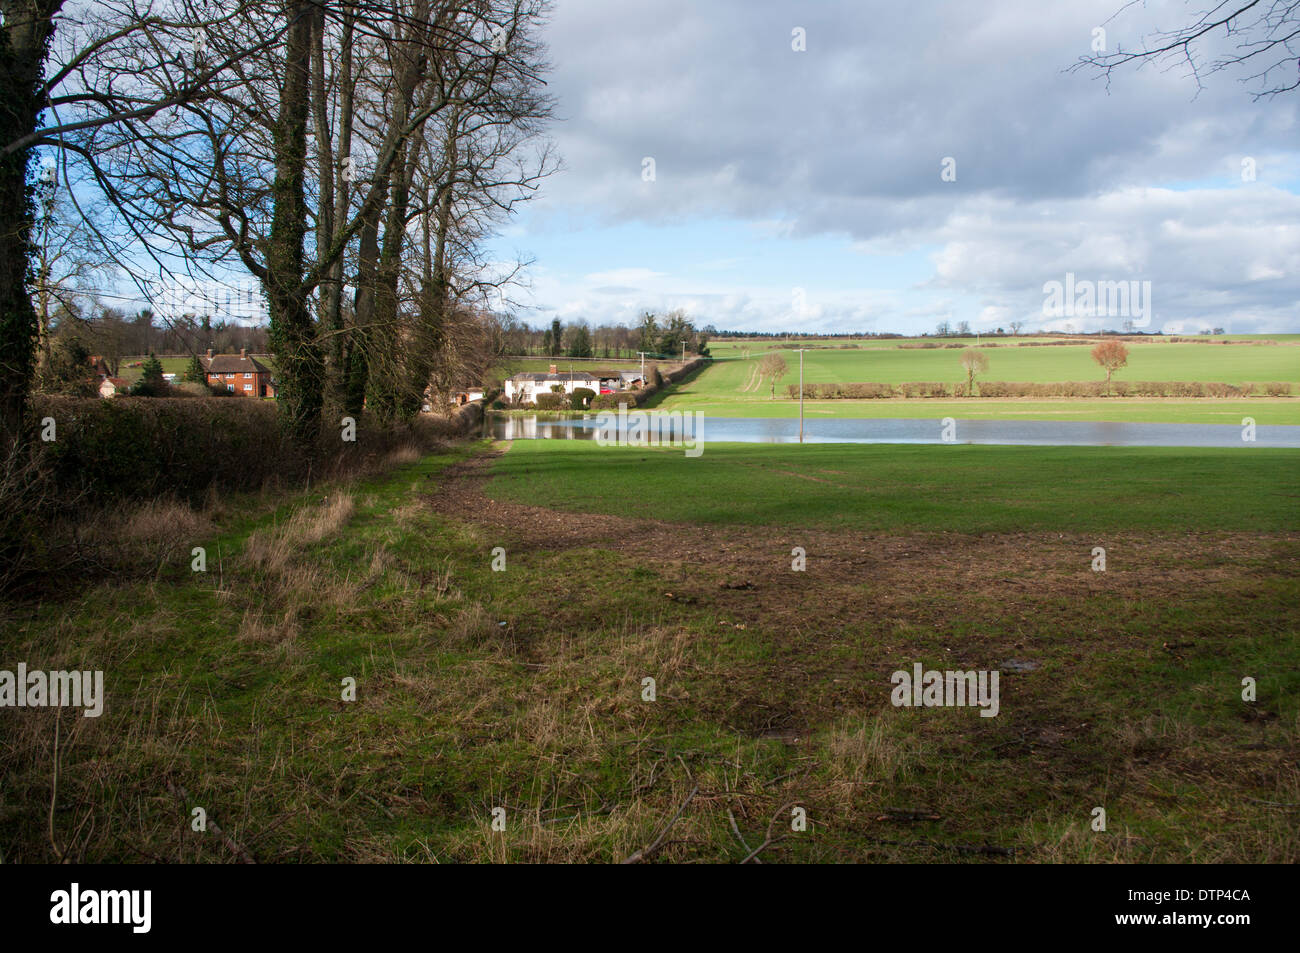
[700,341,1300,388]
[489,440,1300,533]
[650,337,1300,424]
[4,438,1296,862]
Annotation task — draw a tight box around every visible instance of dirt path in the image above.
[421,444,1297,612]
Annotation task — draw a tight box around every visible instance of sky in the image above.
[487,0,1300,335]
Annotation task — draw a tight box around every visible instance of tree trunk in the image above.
[318,3,354,413]
[0,1,62,455]
[265,1,322,445]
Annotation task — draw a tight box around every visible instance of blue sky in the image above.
[487,0,1300,335]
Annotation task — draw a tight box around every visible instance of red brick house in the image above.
[204,348,276,398]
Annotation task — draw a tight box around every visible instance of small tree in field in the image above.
[1091,340,1128,395]
[131,353,168,397]
[759,352,788,399]
[183,354,206,384]
[959,348,989,396]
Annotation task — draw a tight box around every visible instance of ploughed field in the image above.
[2,439,1296,862]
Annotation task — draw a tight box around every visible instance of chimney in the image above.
[548,364,557,375]
[240,347,247,359]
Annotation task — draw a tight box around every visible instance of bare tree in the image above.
[1076,1,1300,99]
[31,166,114,373]
[959,347,989,396]
[0,0,293,451]
[759,352,788,399]
[1091,339,1129,395]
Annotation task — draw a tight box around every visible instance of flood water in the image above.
[487,413,1300,448]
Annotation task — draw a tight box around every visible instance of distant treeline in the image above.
[501,311,711,360]
[787,381,1295,399]
[707,330,1273,342]
[45,306,269,378]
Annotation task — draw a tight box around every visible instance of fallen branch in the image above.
[621,785,699,864]
[740,801,798,864]
[727,808,759,862]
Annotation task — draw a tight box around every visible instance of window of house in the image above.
[226,384,234,392]
[244,372,251,378]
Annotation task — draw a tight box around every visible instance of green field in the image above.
[648,395,1300,424]
[700,340,1300,387]
[7,437,1294,862]
[489,440,1300,534]
[650,337,1300,424]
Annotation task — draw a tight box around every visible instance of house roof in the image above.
[511,372,599,382]
[102,377,130,389]
[207,353,272,374]
[618,371,645,381]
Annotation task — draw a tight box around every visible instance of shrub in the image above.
[533,392,569,410]
[570,387,596,409]
[24,396,473,509]
[131,354,169,397]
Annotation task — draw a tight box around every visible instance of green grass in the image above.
[650,337,1300,423]
[648,394,1300,424]
[3,438,1296,863]
[489,440,1300,534]
[699,341,1300,387]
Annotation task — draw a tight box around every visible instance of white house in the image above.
[505,368,601,404]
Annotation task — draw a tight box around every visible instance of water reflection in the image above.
[486,413,1300,448]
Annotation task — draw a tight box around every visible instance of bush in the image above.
[131,354,169,397]
[533,392,569,410]
[25,397,475,507]
[898,382,950,398]
[570,387,596,409]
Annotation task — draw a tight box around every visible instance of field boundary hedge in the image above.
[591,357,711,410]
[24,394,490,505]
[784,380,1294,399]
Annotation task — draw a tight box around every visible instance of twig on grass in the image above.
[739,800,798,864]
[621,784,699,864]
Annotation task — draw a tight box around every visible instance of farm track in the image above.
[422,445,1300,649]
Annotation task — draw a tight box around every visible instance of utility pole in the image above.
[638,351,646,384]
[797,348,806,443]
